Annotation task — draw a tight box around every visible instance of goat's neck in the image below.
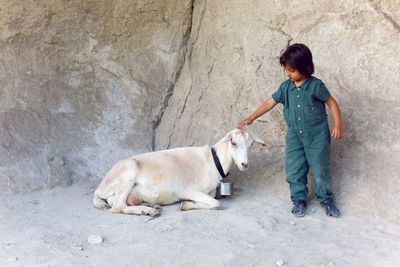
[213,141,233,177]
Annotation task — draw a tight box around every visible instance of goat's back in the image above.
[132,145,212,179]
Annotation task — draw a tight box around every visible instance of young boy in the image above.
[237,43,343,218]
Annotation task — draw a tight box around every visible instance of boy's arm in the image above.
[326,96,344,140]
[237,97,277,129]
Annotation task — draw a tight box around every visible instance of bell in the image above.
[216,180,232,198]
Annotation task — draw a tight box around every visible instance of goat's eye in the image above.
[231,142,237,146]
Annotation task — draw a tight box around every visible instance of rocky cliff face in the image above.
[0,0,192,193]
[1,0,399,223]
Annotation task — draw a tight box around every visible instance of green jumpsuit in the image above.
[272,77,333,203]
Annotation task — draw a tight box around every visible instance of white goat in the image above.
[93,129,264,216]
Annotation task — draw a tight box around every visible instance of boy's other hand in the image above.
[331,125,343,140]
[237,118,253,130]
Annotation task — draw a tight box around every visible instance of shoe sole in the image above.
[292,212,306,218]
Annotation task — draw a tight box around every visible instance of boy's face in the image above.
[285,65,306,83]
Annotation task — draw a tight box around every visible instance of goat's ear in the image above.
[253,137,266,146]
[220,132,233,143]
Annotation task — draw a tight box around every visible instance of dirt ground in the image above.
[1,180,400,267]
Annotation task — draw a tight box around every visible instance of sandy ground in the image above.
[1,181,400,267]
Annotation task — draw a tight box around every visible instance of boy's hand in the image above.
[237,118,253,130]
[331,125,343,140]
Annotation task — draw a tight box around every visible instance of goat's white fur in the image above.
[93,129,265,216]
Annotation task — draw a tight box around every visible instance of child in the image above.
[237,43,343,218]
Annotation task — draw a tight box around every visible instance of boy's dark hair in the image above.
[279,43,314,77]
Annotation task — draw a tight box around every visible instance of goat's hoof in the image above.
[149,209,160,217]
[180,201,192,211]
[180,202,186,211]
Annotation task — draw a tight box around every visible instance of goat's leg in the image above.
[109,160,138,213]
[121,205,160,216]
[179,191,220,211]
[110,186,133,213]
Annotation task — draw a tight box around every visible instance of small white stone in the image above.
[290,221,296,225]
[312,208,316,213]
[276,259,284,266]
[321,262,336,267]
[87,235,103,244]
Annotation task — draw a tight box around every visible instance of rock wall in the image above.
[0,0,192,193]
[1,0,399,223]
[156,0,400,223]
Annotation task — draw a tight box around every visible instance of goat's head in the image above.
[220,129,265,171]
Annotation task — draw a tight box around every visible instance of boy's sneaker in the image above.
[321,199,340,218]
[291,200,307,217]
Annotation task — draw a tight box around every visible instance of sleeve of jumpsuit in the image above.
[314,81,331,102]
[272,83,285,104]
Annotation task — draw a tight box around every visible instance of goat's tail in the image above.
[93,190,111,210]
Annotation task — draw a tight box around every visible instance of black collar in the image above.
[211,147,229,178]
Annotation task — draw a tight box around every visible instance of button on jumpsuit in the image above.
[272,77,333,203]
